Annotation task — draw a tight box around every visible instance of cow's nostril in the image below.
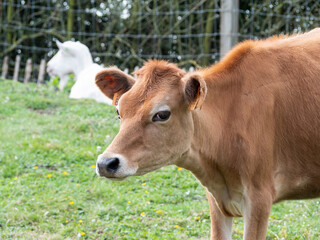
[106,158,120,173]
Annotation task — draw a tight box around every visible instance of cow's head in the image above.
[95,60,207,180]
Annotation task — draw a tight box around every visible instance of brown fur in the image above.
[95,28,320,240]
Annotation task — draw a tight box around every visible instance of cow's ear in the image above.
[183,73,207,110]
[95,67,135,105]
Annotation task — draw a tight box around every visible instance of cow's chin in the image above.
[104,176,128,181]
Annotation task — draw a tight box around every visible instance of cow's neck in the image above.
[179,107,224,192]
[177,77,246,216]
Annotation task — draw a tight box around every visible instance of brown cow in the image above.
[95,28,320,239]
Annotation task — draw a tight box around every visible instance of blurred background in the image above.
[1,0,320,82]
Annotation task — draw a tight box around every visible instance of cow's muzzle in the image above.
[98,157,120,174]
[96,153,137,180]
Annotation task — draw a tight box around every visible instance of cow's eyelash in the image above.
[115,109,121,119]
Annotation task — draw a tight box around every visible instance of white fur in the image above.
[47,40,112,104]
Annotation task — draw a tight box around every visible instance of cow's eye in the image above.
[152,111,171,122]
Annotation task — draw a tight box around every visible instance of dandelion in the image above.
[128,201,131,204]
[69,201,74,205]
[65,220,69,223]
[142,182,146,186]
[76,184,80,187]
[140,212,145,216]
[47,174,52,178]
[91,165,96,168]
[196,216,201,220]
[14,177,18,180]
[144,190,148,194]
[79,220,83,223]
[177,168,182,171]
[80,232,86,236]
[174,225,179,228]
[156,210,163,215]
[34,166,38,169]
[63,171,68,175]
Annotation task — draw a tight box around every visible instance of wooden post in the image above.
[37,59,46,85]
[24,58,32,83]
[13,55,21,81]
[220,0,239,58]
[1,56,8,79]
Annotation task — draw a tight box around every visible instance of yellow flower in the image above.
[177,168,182,171]
[76,184,80,187]
[140,212,145,216]
[47,174,52,178]
[156,210,163,215]
[128,201,131,204]
[69,201,74,205]
[79,219,83,223]
[174,225,179,228]
[147,201,150,204]
[65,220,69,223]
[14,177,18,180]
[34,166,38,169]
[91,165,96,168]
[63,171,67,175]
[144,190,148,194]
[80,232,86,236]
[196,216,201,220]
[142,182,146,186]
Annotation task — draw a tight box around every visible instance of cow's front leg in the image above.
[243,187,273,240]
[206,190,233,240]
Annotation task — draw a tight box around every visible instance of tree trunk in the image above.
[6,0,14,44]
[67,0,75,39]
[202,0,215,66]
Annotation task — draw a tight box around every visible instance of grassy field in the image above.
[0,79,319,240]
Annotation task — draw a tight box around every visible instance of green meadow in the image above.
[0,79,319,239]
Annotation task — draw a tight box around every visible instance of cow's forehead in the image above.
[118,61,185,118]
[119,81,179,119]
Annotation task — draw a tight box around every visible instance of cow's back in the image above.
[241,30,320,201]
[204,29,320,202]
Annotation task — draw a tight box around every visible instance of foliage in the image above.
[49,74,75,93]
[1,0,320,78]
[0,79,319,239]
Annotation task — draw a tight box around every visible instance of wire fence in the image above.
[1,0,320,82]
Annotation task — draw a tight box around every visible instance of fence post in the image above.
[37,59,46,85]
[1,56,8,79]
[13,55,21,81]
[220,0,239,58]
[24,58,32,83]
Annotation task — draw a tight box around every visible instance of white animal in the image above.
[47,40,112,104]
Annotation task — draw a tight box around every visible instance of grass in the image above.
[0,79,319,239]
